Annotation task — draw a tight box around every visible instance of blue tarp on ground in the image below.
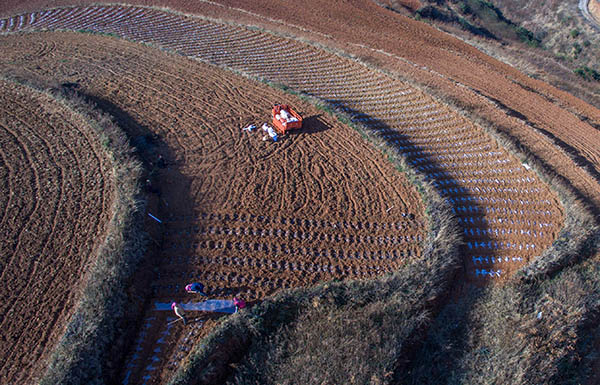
[154,300,235,313]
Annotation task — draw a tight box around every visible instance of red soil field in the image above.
[1,4,564,279]
[0,31,426,383]
[0,79,114,384]
[0,3,574,381]
[1,0,591,221]
[1,0,597,382]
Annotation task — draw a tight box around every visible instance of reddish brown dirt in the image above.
[0,31,426,384]
[0,1,595,212]
[0,4,574,380]
[181,0,600,214]
[7,4,565,277]
[0,0,596,382]
[2,0,593,220]
[0,79,114,384]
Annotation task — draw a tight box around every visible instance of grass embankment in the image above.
[1,81,149,385]
[167,85,461,384]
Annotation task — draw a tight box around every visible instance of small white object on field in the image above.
[522,162,531,170]
[537,311,543,320]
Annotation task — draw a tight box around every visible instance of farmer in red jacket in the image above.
[233,296,246,313]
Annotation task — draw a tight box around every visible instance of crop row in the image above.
[162,239,418,261]
[167,211,419,231]
[163,225,421,245]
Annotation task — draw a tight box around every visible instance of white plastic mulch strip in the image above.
[154,300,235,313]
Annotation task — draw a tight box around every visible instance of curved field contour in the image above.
[0,31,427,384]
[0,5,565,280]
[0,79,114,384]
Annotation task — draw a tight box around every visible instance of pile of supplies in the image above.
[275,107,299,130]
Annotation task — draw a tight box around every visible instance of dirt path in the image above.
[0,79,114,384]
[580,0,600,30]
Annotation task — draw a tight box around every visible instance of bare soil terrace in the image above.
[0,3,575,381]
[1,3,567,279]
[2,0,588,223]
[0,31,426,384]
[0,79,114,384]
[1,1,596,382]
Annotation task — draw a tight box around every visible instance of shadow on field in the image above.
[74,90,196,384]
[287,114,331,136]
[319,100,483,382]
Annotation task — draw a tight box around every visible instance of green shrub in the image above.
[572,42,582,57]
[574,66,600,81]
[516,26,541,47]
[416,5,453,22]
[569,29,581,38]
[458,2,471,14]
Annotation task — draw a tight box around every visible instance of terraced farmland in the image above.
[0,4,573,385]
[0,30,429,383]
[0,78,114,384]
[1,5,564,279]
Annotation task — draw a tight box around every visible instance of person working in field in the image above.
[233,295,246,313]
[171,302,187,325]
[185,282,207,296]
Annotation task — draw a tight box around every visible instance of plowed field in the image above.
[3,2,597,383]
[0,4,564,279]
[0,79,114,384]
[0,31,426,384]
[0,4,572,383]
[0,1,598,217]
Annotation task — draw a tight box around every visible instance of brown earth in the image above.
[0,79,114,384]
[1,0,596,382]
[16,4,566,276]
[4,0,594,220]
[0,31,426,384]
[0,3,574,381]
[1,0,597,211]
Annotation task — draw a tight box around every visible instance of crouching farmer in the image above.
[185,282,207,296]
[171,302,187,325]
[233,296,246,313]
